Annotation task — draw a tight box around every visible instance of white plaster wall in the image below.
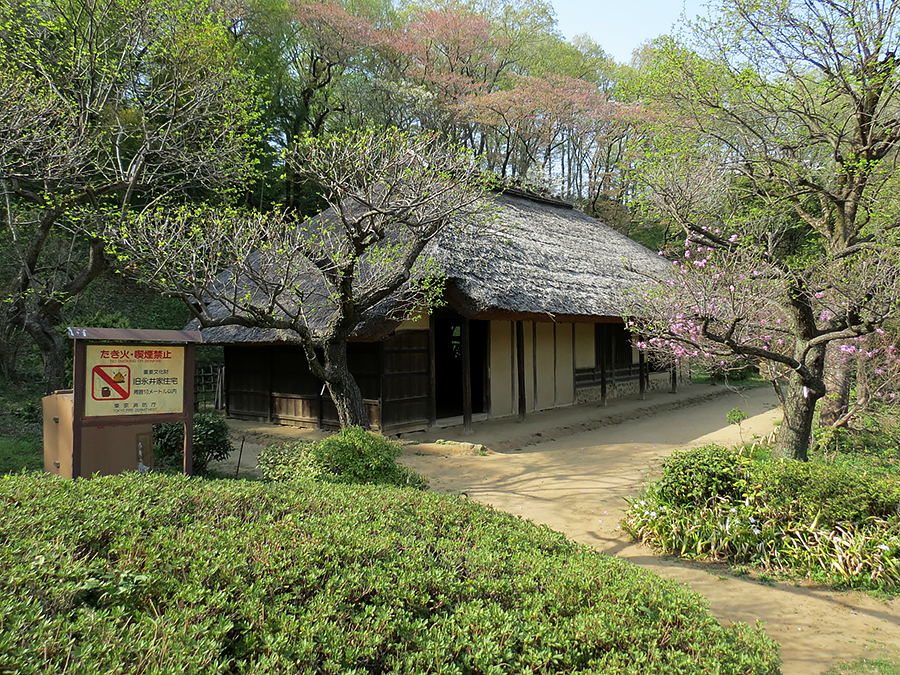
[555,323,574,406]
[534,322,556,410]
[574,323,595,369]
[490,321,514,417]
[523,321,535,411]
[395,314,429,331]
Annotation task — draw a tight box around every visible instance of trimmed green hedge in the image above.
[0,473,779,674]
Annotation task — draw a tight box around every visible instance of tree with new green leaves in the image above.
[627,0,900,458]
[627,122,900,461]
[109,128,495,428]
[0,0,260,390]
[635,0,900,428]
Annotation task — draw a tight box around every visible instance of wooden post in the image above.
[638,347,646,400]
[532,322,538,408]
[516,321,526,422]
[670,366,678,394]
[266,348,273,423]
[599,324,608,406]
[461,318,473,434]
[183,343,195,476]
[609,325,617,393]
[72,339,87,479]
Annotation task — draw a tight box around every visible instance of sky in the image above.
[549,0,709,63]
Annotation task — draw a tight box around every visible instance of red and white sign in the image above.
[84,345,184,417]
[92,365,131,401]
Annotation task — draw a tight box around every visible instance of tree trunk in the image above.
[322,341,370,429]
[819,340,852,427]
[775,338,827,462]
[24,311,67,392]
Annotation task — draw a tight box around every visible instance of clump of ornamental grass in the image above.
[624,445,900,590]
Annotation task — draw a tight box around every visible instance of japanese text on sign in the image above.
[84,345,185,417]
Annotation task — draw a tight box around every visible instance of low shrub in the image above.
[0,473,780,674]
[154,412,232,475]
[626,493,900,588]
[256,439,315,481]
[258,426,428,490]
[754,460,900,526]
[625,453,900,589]
[656,444,752,507]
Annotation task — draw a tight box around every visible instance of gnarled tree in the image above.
[110,128,495,427]
[634,0,900,427]
[627,146,900,460]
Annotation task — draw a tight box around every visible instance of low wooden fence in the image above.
[194,365,225,411]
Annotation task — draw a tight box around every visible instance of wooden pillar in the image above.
[532,322,538,408]
[183,343,195,476]
[638,346,646,400]
[516,321,526,422]
[71,339,86,479]
[378,342,386,433]
[670,365,678,394]
[266,348,273,424]
[599,324,608,406]
[609,325,617,392]
[461,317,473,434]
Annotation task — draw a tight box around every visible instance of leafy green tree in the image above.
[627,0,900,458]
[0,0,260,390]
[640,0,900,427]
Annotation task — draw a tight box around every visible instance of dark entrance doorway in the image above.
[433,311,488,419]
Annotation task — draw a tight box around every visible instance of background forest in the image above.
[0,0,658,391]
[2,0,900,456]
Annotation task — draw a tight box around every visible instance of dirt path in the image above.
[399,387,900,675]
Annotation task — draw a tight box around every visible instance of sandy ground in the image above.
[216,385,900,674]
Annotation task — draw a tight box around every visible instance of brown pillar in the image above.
[638,347,646,400]
[599,325,608,406]
[72,339,86,479]
[266,348,273,424]
[183,343,195,475]
[670,366,678,394]
[428,315,437,427]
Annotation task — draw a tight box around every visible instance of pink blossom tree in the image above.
[633,0,900,428]
[625,146,900,461]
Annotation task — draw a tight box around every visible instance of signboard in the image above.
[84,344,185,418]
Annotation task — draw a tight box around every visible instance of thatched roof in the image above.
[195,190,668,344]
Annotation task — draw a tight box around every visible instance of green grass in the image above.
[813,425,900,479]
[0,379,44,475]
[0,437,42,475]
[828,650,900,675]
[691,369,771,388]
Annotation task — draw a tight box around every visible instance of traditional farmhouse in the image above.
[198,189,677,433]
